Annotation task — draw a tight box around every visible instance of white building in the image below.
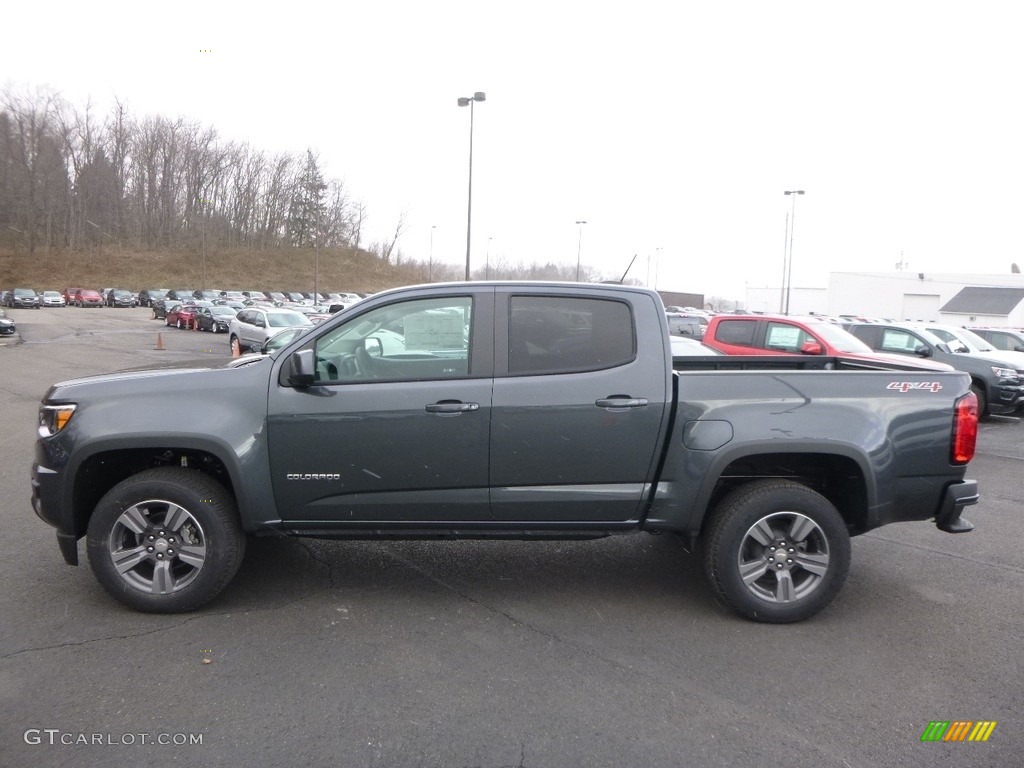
[827,272,1024,325]
[745,272,1024,326]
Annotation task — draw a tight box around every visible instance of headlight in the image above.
[991,366,1019,382]
[39,404,77,437]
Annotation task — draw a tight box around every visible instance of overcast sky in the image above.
[4,0,1022,300]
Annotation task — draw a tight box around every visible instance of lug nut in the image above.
[148,535,155,541]
[156,553,164,559]
[769,546,776,552]
[168,549,174,555]
[776,563,783,569]
[147,546,154,552]
[788,547,795,553]
[787,559,793,564]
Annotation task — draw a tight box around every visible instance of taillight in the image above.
[951,392,978,464]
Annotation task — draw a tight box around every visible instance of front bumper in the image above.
[31,459,79,564]
[990,383,1024,414]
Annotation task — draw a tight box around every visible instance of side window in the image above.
[508,296,634,374]
[879,329,922,354]
[313,296,472,383]
[765,322,809,352]
[990,332,1019,351]
[714,319,756,347]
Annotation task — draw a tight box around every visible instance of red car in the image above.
[165,301,212,329]
[73,289,104,308]
[703,314,953,371]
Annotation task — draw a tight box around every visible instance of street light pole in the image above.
[779,211,789,313]
[783,190,805,314]
[575,220,587,281]
[429,225,436,282]
[458,91,486,280]
[486,236,493,280]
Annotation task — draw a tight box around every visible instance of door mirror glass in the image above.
[364,337,383,358]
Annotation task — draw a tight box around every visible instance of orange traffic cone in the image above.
[155,332,165,350]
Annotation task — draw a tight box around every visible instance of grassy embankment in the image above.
[0,245,428,294]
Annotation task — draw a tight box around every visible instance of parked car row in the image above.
[692,310,1024,419]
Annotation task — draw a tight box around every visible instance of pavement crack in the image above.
[0,615,207,660]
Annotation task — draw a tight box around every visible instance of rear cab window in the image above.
[508,296,635,375]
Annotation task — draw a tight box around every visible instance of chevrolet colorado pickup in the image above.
[32,283,980,623]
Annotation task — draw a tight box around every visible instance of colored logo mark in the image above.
[920,721,997,742]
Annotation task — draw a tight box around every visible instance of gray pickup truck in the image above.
[32,283,981,622]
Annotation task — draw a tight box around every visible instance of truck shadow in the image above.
[219,532,719,616]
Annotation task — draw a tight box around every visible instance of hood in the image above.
[45,355,271,401]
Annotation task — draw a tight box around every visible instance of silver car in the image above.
[229,307,312,353]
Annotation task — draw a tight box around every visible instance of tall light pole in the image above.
[458,91,486,280]
[429,225,436,282]
[783,190,805,314]
[779,211,789,312]
[575,220,587,281]
[486,236,493,280]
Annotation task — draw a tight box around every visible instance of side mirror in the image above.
[1014,344,1024,353]
[364,337,383,358]
[800,341,823,355]
[288,349,315,387]
[913,345,933,358]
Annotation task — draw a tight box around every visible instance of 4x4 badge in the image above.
[887,381,943,393]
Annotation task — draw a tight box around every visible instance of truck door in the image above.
[489,288,670,523]
[267,289,495,523]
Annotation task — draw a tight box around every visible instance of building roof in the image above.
[939,286,1024,315]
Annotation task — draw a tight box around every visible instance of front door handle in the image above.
[425,400,480,414]
[595,396,648,410]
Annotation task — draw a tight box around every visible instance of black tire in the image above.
[703,479,850,623]
[971,383,988,420]
[86,468,246,613]
[177,318,184,329]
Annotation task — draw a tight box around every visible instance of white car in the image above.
[40,291,67,307]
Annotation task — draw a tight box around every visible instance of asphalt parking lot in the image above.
[1,307,1021,767]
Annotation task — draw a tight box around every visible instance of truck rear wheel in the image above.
[86,468,245,613]
[703,480,850,623]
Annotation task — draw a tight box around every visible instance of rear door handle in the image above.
[425,400,480,414]
[595,397,648,410]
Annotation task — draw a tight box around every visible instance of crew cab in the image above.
[32,283,980,623]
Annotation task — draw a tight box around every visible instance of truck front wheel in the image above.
[703,480,850,623]
[86,468,246,613]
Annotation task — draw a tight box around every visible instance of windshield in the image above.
[811,322,874,353]
[947,327,996,353]
[267,310,312,328]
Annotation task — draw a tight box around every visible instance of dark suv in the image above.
[847,322,1024,417]
[10,288,41,309]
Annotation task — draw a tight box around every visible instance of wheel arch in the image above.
[66,439,247,540]
[694,443,874,537]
